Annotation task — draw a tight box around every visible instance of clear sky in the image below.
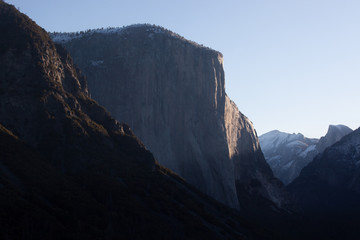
[6,0,360,138]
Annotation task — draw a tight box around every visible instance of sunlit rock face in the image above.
[52,25,292,210]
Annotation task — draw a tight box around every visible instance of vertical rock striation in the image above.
[225,98,291,210]
[52,25,291,210]
[0,4,273,239]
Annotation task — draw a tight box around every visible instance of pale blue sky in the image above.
[6,0,360,138]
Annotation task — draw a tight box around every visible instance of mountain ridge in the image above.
[259,125,352,185]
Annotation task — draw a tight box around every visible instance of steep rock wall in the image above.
[0,4,273,238]
[225,97,292,210]
[53,25,290,210]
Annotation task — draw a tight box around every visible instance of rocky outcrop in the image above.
[259,125,353,185]
[0,3,269,239]
[316,124,352,153]
[52,25,292,211]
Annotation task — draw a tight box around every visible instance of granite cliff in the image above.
[0,3,271,239]
[316,124,353,153]
[52,26,292,211]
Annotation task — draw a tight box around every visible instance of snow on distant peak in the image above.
[259,130,289,151]
[259,130,305,152]
[299,144,317,158]
[260,126,355,185]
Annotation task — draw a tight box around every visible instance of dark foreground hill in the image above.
[288,127,360,239]
[0,2,271,239]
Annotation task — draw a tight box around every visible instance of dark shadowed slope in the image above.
[0,2,272,239]
[0,123,267,239]
[289,127,360,239]
[289,127,360,212]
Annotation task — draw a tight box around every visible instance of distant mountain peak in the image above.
[328,124,352,133]
[316,124,353,153]
[259,125,353,185]
[259,130,306,153]
[259,130,318,185]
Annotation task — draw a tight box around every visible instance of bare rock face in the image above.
[0,4,272,239]
[52,25,291,210]
[316,124,353,153]
[225,98,291,208]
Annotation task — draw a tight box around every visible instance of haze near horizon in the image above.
[6,0,360,138]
